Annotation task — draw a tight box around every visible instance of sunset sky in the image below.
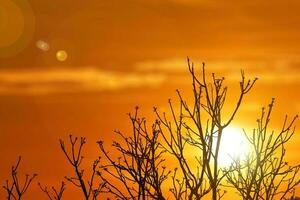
[0,0,300,199]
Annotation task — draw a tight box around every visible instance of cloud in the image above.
[136,58,263,72]
[0,67,166,95]
[166,0,215,5]
[135,58,300,84]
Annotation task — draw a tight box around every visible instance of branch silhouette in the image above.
[154,58,257,200]
[2,156,37,200]
[59,135,105,200]
[38,181,66,200]
[98,107,170,200]
[1,59,299,200]
[225,99,300,200]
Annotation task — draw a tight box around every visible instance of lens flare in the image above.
[36,40,50,51]
[0,0,35,57]
[56,50,68,62]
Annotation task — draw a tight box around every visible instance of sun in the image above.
[217,126,250,167]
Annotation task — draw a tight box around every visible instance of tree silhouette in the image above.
[59,135,105,200]
[38,181,66,200]
[225,98,300,200]
[169,167,187,200]
[2,156,37,200]
[98,107,170,200]
[154,58,257,200]
[1,59,299,200]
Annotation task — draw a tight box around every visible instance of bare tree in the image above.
[98,107,170,200]
[38,181,66,200]
[169,168,188,200]
[59,135,105,200]
[154,58,257,200]
[225,98,300,200]
[3,59,299,200]
[2,156,37,200]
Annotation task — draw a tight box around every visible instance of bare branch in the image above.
[38,181,66,200]
[60,135,105,200]
[98,107,169,200]
[2,156,37,200]
[225,99,299,200]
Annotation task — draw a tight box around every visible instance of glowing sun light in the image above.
[217,126,250,167]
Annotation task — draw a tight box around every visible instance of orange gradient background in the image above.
[0,0,300,199]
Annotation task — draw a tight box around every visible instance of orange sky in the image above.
[0,0,300,199]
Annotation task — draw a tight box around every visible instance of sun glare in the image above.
[217,126,250,167]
